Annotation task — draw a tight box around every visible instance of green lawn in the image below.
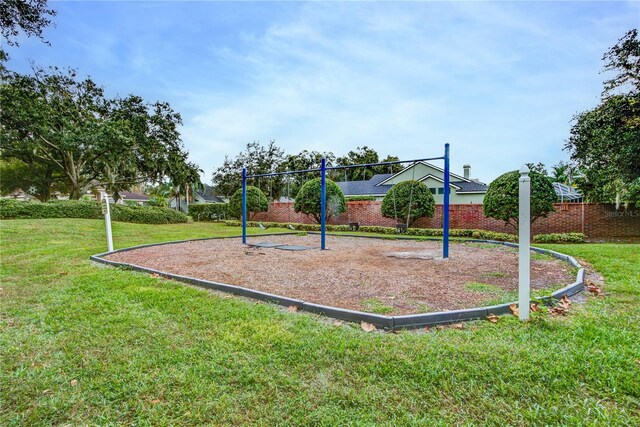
[1,219,639,425]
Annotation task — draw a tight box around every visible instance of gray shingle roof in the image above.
[335,174,488,196]
[453,181,488,192]
[335,174,393,196]
[196,185,225,203]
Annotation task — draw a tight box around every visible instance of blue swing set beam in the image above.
[242,143,451,258]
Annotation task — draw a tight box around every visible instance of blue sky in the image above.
[4,1,638,184]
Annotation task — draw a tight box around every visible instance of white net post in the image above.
[101,191,114,252]
[518,165,531,321]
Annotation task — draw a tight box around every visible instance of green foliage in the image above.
[533,233,586,244]
[0,65,197,199]
[0,158,66,202]
[228,186,268,219]
[0,0,56,47]
[345,196,376,202]
[189,203,230,221]
[566,29,639,205]
[281,150,335,197]
[483,170,556,230]
[211,141,285,198]
[381,180,435,226]
[0,199,187,223]
[293,178,346,223]
[471,230,518,242]
[147,196,168,208]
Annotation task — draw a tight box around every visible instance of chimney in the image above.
[463,164,471,180]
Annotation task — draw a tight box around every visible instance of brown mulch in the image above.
[105,235,577,315]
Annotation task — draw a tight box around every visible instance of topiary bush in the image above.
[381,180,435,226]
[228,186,268,220]
[532,232,586,243]
[189,203,229,221]
[483,170,556,230]
[294,178,346,224]
[0,199,188,224]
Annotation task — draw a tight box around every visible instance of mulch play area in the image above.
[105,235,575,315]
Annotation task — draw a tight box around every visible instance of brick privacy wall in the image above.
[253,202,640,239]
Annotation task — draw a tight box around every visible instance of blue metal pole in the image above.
[320,158,327,250]
[443,144,450,259]
[242,168,247,245]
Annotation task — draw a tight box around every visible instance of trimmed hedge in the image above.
[0,199,188,224]
[532,232,586,244]
[189,203,229,221]
[222,220,519,241]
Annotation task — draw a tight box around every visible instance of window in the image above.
[430,188,436,194]
[438,187,445,194]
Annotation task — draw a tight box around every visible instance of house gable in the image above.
[377,161,469,186]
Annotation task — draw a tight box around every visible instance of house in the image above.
[335,162,488,204]
[118,191,149,206]
[169,184,226,212]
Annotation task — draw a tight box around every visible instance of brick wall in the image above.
[253,202,640,239]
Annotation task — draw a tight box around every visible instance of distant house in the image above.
[335,162,488,204]
[118,191,149,206]
[169,184,226,212]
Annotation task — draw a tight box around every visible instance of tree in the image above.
[281,150,335,197]
[0,156,66,202]
[336,146,380,181]
[601,29,639,96]
[0,66,196,199]
[293,178,346,223]
[483,170,556,230]
[228,186,268,220]
[380,180,435,226]
[566,29,640,206]
[0,0,56,46]
[211,140,284,198]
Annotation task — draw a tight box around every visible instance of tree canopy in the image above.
[0,66,199,200]
[228,185,269,220]
[483,170,556,230]
[212,141,285,199]
[0,0,56,47]
[293,178,346,224]
[380,180,435,226]
[566,29,639,206]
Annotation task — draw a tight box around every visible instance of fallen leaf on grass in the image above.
[509,304,519,317]
[151,399,161,404]
[559,295,572,309]
[361,321,376,332]
[487,314,499,323]
[58,271,68,276]
[42,389,51,395]
[150,273,159,278]
[586,281,604,297]
[70,379,78,387]
[530,303,541,312]
[287,305,298,313]
[549,306,568,316]
[453,323,464,330]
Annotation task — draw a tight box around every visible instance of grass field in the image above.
[1,219,639,425]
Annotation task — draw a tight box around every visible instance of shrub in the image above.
[228,186,268,220]
[471,230,517,242]
[483,170,556,230]
[0,199,187,224]
[110,204,188,224]
[381,180,435,226]
[294,178,346,223]
[189,203,229,221]
[533,233,586,243]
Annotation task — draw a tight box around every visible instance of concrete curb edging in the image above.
[90,233,585,330]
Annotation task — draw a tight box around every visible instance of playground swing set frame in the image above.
[242,143,451,258]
